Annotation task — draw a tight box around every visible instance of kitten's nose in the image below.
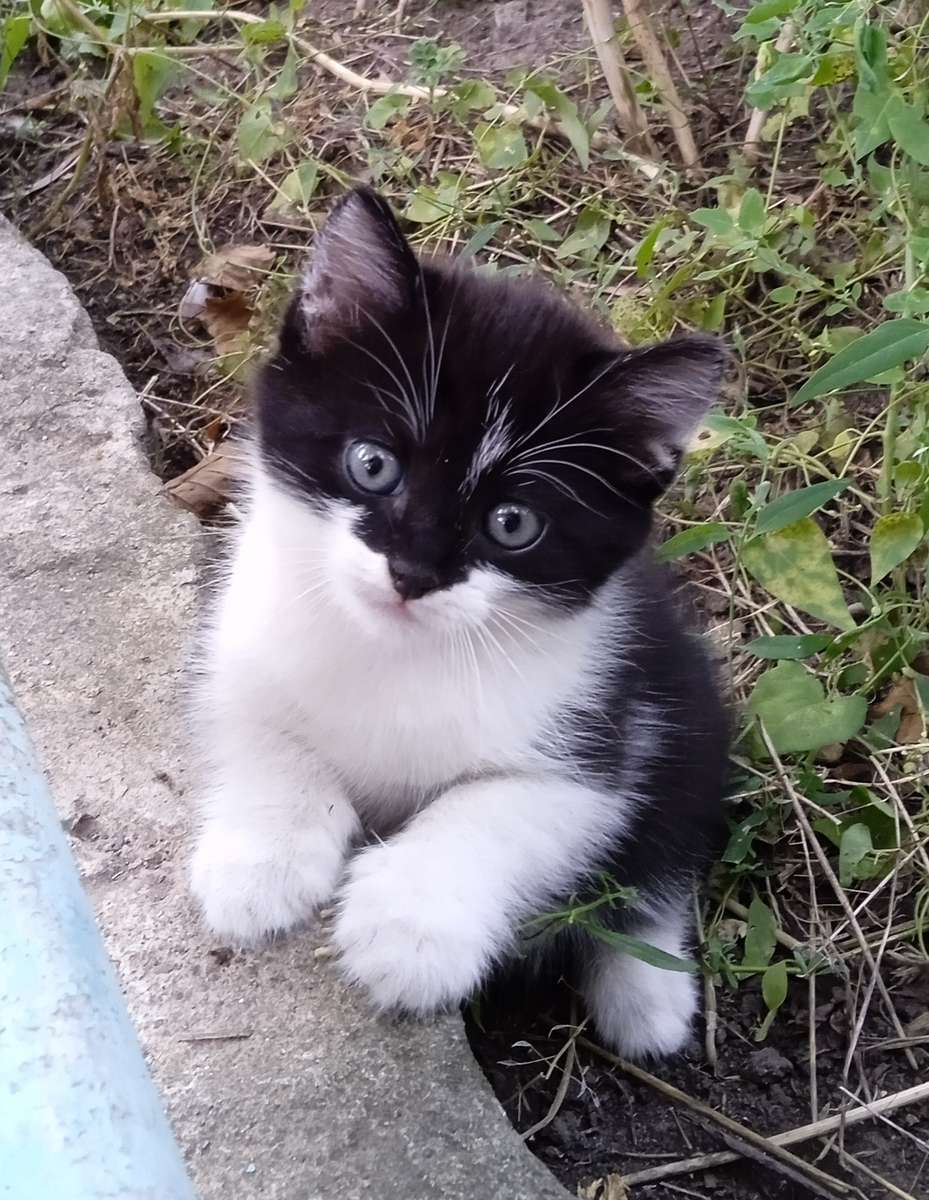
[388,559,441,601]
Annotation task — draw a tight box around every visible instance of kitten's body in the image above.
[191,189,728,1059]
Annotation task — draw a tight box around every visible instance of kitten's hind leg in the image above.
[580,904,697,1061]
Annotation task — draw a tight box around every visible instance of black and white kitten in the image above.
[190,187,729,1060]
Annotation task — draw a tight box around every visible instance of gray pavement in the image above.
[0,215,568,1200]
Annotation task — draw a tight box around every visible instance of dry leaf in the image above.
[196,243,275,292]
[165,443,246,516]
[202,293,254,358]
[577,1176,629,1200]
[870,677,925,744]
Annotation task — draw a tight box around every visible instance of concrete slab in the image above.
[0,216,568,1200]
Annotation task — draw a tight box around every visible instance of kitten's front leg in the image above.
[333,775,619,1011]
[190,676,359,944]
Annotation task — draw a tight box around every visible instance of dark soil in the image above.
[3,2,927,1197]
[467,966,929,1199]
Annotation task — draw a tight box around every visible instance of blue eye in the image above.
[486,503,544,550]
[344,441,403,495]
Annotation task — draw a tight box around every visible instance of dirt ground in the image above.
[3,1,928,1196]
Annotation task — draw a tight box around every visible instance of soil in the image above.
[467,967,929,1199]
[2,2,927,1197]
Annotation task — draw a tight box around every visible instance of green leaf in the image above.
[743,895,777,968]
[271,159,319,210]
[635,218,669,277]
[721,809,768,864]
[1,13,31,91]
[461,221,502,257]
[749,661,868,753]
[744,0,796,24]
[757,960,789,1040]
[587,924,697,972]
[839,822,873,885]
[887,97,929,167]
[742,518,854,631]
[404,180,461,223]
[441,78,496,119]
[555,206,611,260]
[270,43,298,100]
[769,285,797,305]
[792,319,929,406]
[692,208,735,236]
[365,92,411,130]
[525,218,561,244]
[738,187,766,235]
[745,634,832,659]
[238,99,283,164]
[869,512,924,585]
[655,523,729,561]
[474,122,528,170]
[132,51,177,136]
[746,52,813,110]
[241,17,286,45]
[756,479,849,535]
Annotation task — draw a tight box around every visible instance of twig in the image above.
[578,1037,856,1199]
[744,21,794,161]
[581,0,655,158]
[838,1150,921,1200]
[620,0,702,170]
[618,1079,929,1188]
[760,725,919,1072]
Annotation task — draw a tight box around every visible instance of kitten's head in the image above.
[256,187,724,637]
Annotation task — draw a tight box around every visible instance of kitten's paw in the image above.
[332,844,495,1012]
[584,947,697,1061]
[190,824,345,944]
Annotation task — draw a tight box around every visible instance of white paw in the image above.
[190,823,346,944]
[332,843,497,1012]
[584,948,697,1061]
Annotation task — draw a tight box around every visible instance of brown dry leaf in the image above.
[165,443,246,516]
[202,293,254,358]
[197,244,275,292]
[870,677,925,744]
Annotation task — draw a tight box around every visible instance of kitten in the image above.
[190,187,729,1060]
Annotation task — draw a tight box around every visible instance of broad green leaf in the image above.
[241,17,286,45]
[692,208,735,236]
[586,924,697,972]
[270,43,298,100]
[365,92,411,129]
[739,187,766,235]
[742,518,854,630]
[461,221,502,257]
[525,218,561,244]
[757,960,789,1040]
[745,634,832,659]
[405,181,460,223]
[769,285,797,305]
[271,159,319,210]
[555,206,611,260]
[746,52,813,110]
[473,122,528,170]
[749,661,867,752]
[721,809,768,864]
[1,14,31,90]
[743,895,777,968]
[132,52,177,135]
[792,318,929,405]
[869,511,924,584]
[887,96,929,167]
[441,79,496,119]
[238,99,284,164]
[756,479,849,535]
[744,0,796,24]
[655,523,729,561]
[839,822,873,885]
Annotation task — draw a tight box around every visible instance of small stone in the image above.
[746,1046,793,1079]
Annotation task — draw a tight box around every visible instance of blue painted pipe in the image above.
[0,667,197,1200]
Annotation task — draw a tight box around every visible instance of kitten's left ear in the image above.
[616,334,727,477]
[299,186,418,351]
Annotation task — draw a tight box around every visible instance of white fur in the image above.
[582,908,697,1059]
[190,460,683,1057]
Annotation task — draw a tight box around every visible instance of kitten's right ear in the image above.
[297,187,418,351]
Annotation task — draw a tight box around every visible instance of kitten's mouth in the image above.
[356,584,421,622]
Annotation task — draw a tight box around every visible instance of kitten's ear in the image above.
[613,334,726,484]
[298,187,418,351]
